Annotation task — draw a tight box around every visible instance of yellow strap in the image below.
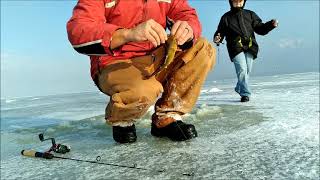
[248,37,252,48]
[238,37,243,47]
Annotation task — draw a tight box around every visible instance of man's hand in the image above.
[272,19,279,27]
[170,20,194,45]
[214,33,221,44]
[127,19,167,47]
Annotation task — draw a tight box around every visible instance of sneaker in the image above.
[151,119,198,141]
[241,96,249,102]
[112,124,137,143]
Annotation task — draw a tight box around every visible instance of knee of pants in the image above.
[194,38,216,70]
[247,67,252,74]
[129,79,163,106]
[238,66,247,73]
[234,61,247,75]
[106,82,163,121]
[238,71,246,80]
[182,38,216,69]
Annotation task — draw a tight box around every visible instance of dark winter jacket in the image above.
[214,0,275,60]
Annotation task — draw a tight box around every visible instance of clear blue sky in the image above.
[1,0,319,98]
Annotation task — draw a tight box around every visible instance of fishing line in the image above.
[217,44,220,64]
[216,42,224,64]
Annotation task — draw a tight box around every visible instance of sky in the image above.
[1,0,319,98]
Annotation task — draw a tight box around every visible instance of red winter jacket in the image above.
[67,0,201,80]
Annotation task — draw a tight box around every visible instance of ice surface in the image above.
[1,72,319,179]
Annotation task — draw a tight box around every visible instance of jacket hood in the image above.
[229,0,247,10]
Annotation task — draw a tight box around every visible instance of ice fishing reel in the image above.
[39,133,71,154]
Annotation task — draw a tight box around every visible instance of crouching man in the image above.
[67,0,216,143]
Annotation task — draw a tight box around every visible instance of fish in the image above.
[147,36,178,78]
[161,35,178,71]
[148,35,178,78]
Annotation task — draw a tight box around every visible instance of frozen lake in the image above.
[1,72,319,179]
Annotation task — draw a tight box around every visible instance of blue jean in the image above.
[232,52,253,97]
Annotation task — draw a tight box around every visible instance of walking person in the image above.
[214,0,278,102]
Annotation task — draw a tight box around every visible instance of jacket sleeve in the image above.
[66,0,122,56]
[167,0,202,43]
[251,11,275,36]
[214,15,227,43]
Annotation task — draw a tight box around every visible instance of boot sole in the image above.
[151,126,198,141]
[114,136,137,143]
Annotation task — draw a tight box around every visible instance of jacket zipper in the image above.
[240,11,249,38]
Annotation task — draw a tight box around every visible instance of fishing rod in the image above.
[21,150,162,172]
[20,150,194,176]
[21,133,195,176]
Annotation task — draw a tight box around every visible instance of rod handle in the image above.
[21,150,54,159]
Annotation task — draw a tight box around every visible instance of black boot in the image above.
[112,124,137,143]
[151,121,198,141]
[241,96,249,102]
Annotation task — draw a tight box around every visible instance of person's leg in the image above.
[98,59,163,143]
[244,52,253,102]
[152,38,216,140]
[233,52,251,98]
[245,52,253,75]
